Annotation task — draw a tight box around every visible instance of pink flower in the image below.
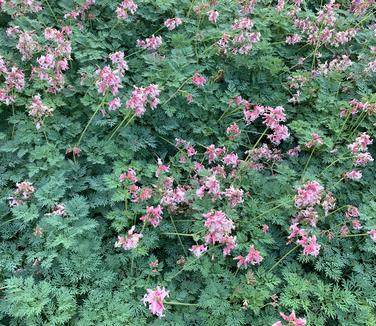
[164,17,183,30]
[345,206,359,219]
[6,67,25,90]
[119,168,138,183]
[28,94,54,129]
[224,186,244,207]
[155,158,169,177]
[126,84,160,117]
[37,54,55,69]
[287,146,301,157]
[205,145,226,163]
[189,244,208,257]
[367,230,376,242]
[354,152,373,166]
[116,0,137,19]
[277,310,306,326]
[143,287,169,318]
[108,97,121,111]
[96,66,122,96]
[109,51,128,74]
[192,72,206,87]
[203,210,235,245]
[344,170,362,181]
[187,146,197,157]
[207,10,219,23]
[140,205,163,227]
[286,34,302,44]
[186,93,193,104]
[115,226,143,250]
[305,133,323,148]
[223,153,239,167]
[226,122,240,140]
[352,219,362,230]
[297,235,321,257]
[223,235,237,256]
[294,181,323,208]
[234,245,263,268]
[136,35,163,50]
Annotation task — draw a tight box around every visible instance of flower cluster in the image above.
[29,27,72,93]
[164,17,182,30]
[217,18,260,55]
[272,310,306,326]
[116,0,137,19]
[28,94,54,129]
[64,0,95,20]
[140,205,163,227]
[142,287,169,318]
[202,210,236,256]
[115,226,143,250]
[234,245,263,268]
[191,72,206,87]
[237,97,289,145]
[0,57,25,105]
[136,35,163,51]
[126,84,160,117]
[294,181,323,208]
[8,181,35,207]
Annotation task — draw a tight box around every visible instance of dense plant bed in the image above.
[0,0,375,325]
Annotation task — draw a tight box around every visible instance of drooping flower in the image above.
[344,170,362,181]
[140,205,163,227]
[224,186,244,207]
[126,84,160,117]
[294,181,323,208]
[28,94,54,129]
[207,10,219,23]
[164,17,183,30]
[96,66,122,95]
[116,0,138,19]
[142,287,169,318]
[274,310,307,326]
[367,230,376,242]
[192,71,207,87]
[115,226,143,250]
[189,244,208,257]
[297,235,321,257]
[203,210,235,245]
[8,181,35,207]
[136,35,163,50]
[234,245,263,268]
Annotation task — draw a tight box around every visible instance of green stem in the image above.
[108,112,135,140]
[44,0,58,23]
[341,233,369,238]
[301,147,315,181]
[165,301,199,306]
[245,127,268,161]
[77,95,107,146]
[161,77,191,106]
[268,245,299,273]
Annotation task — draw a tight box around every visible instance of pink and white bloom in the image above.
[164,17,182,30]
[115,226,143,250]
[192,72,206,87]
[297,235,321,257]
[136,35,162,50]
[140,205,163,227]
[207,10,219,23]
[344,170,362,181]
[367,230,376,242]
[143,287,169,318]
[294,181,323,208]
[234,245,263,268]
[189,244,208,257]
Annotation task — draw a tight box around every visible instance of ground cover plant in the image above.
[0,0,375,325]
